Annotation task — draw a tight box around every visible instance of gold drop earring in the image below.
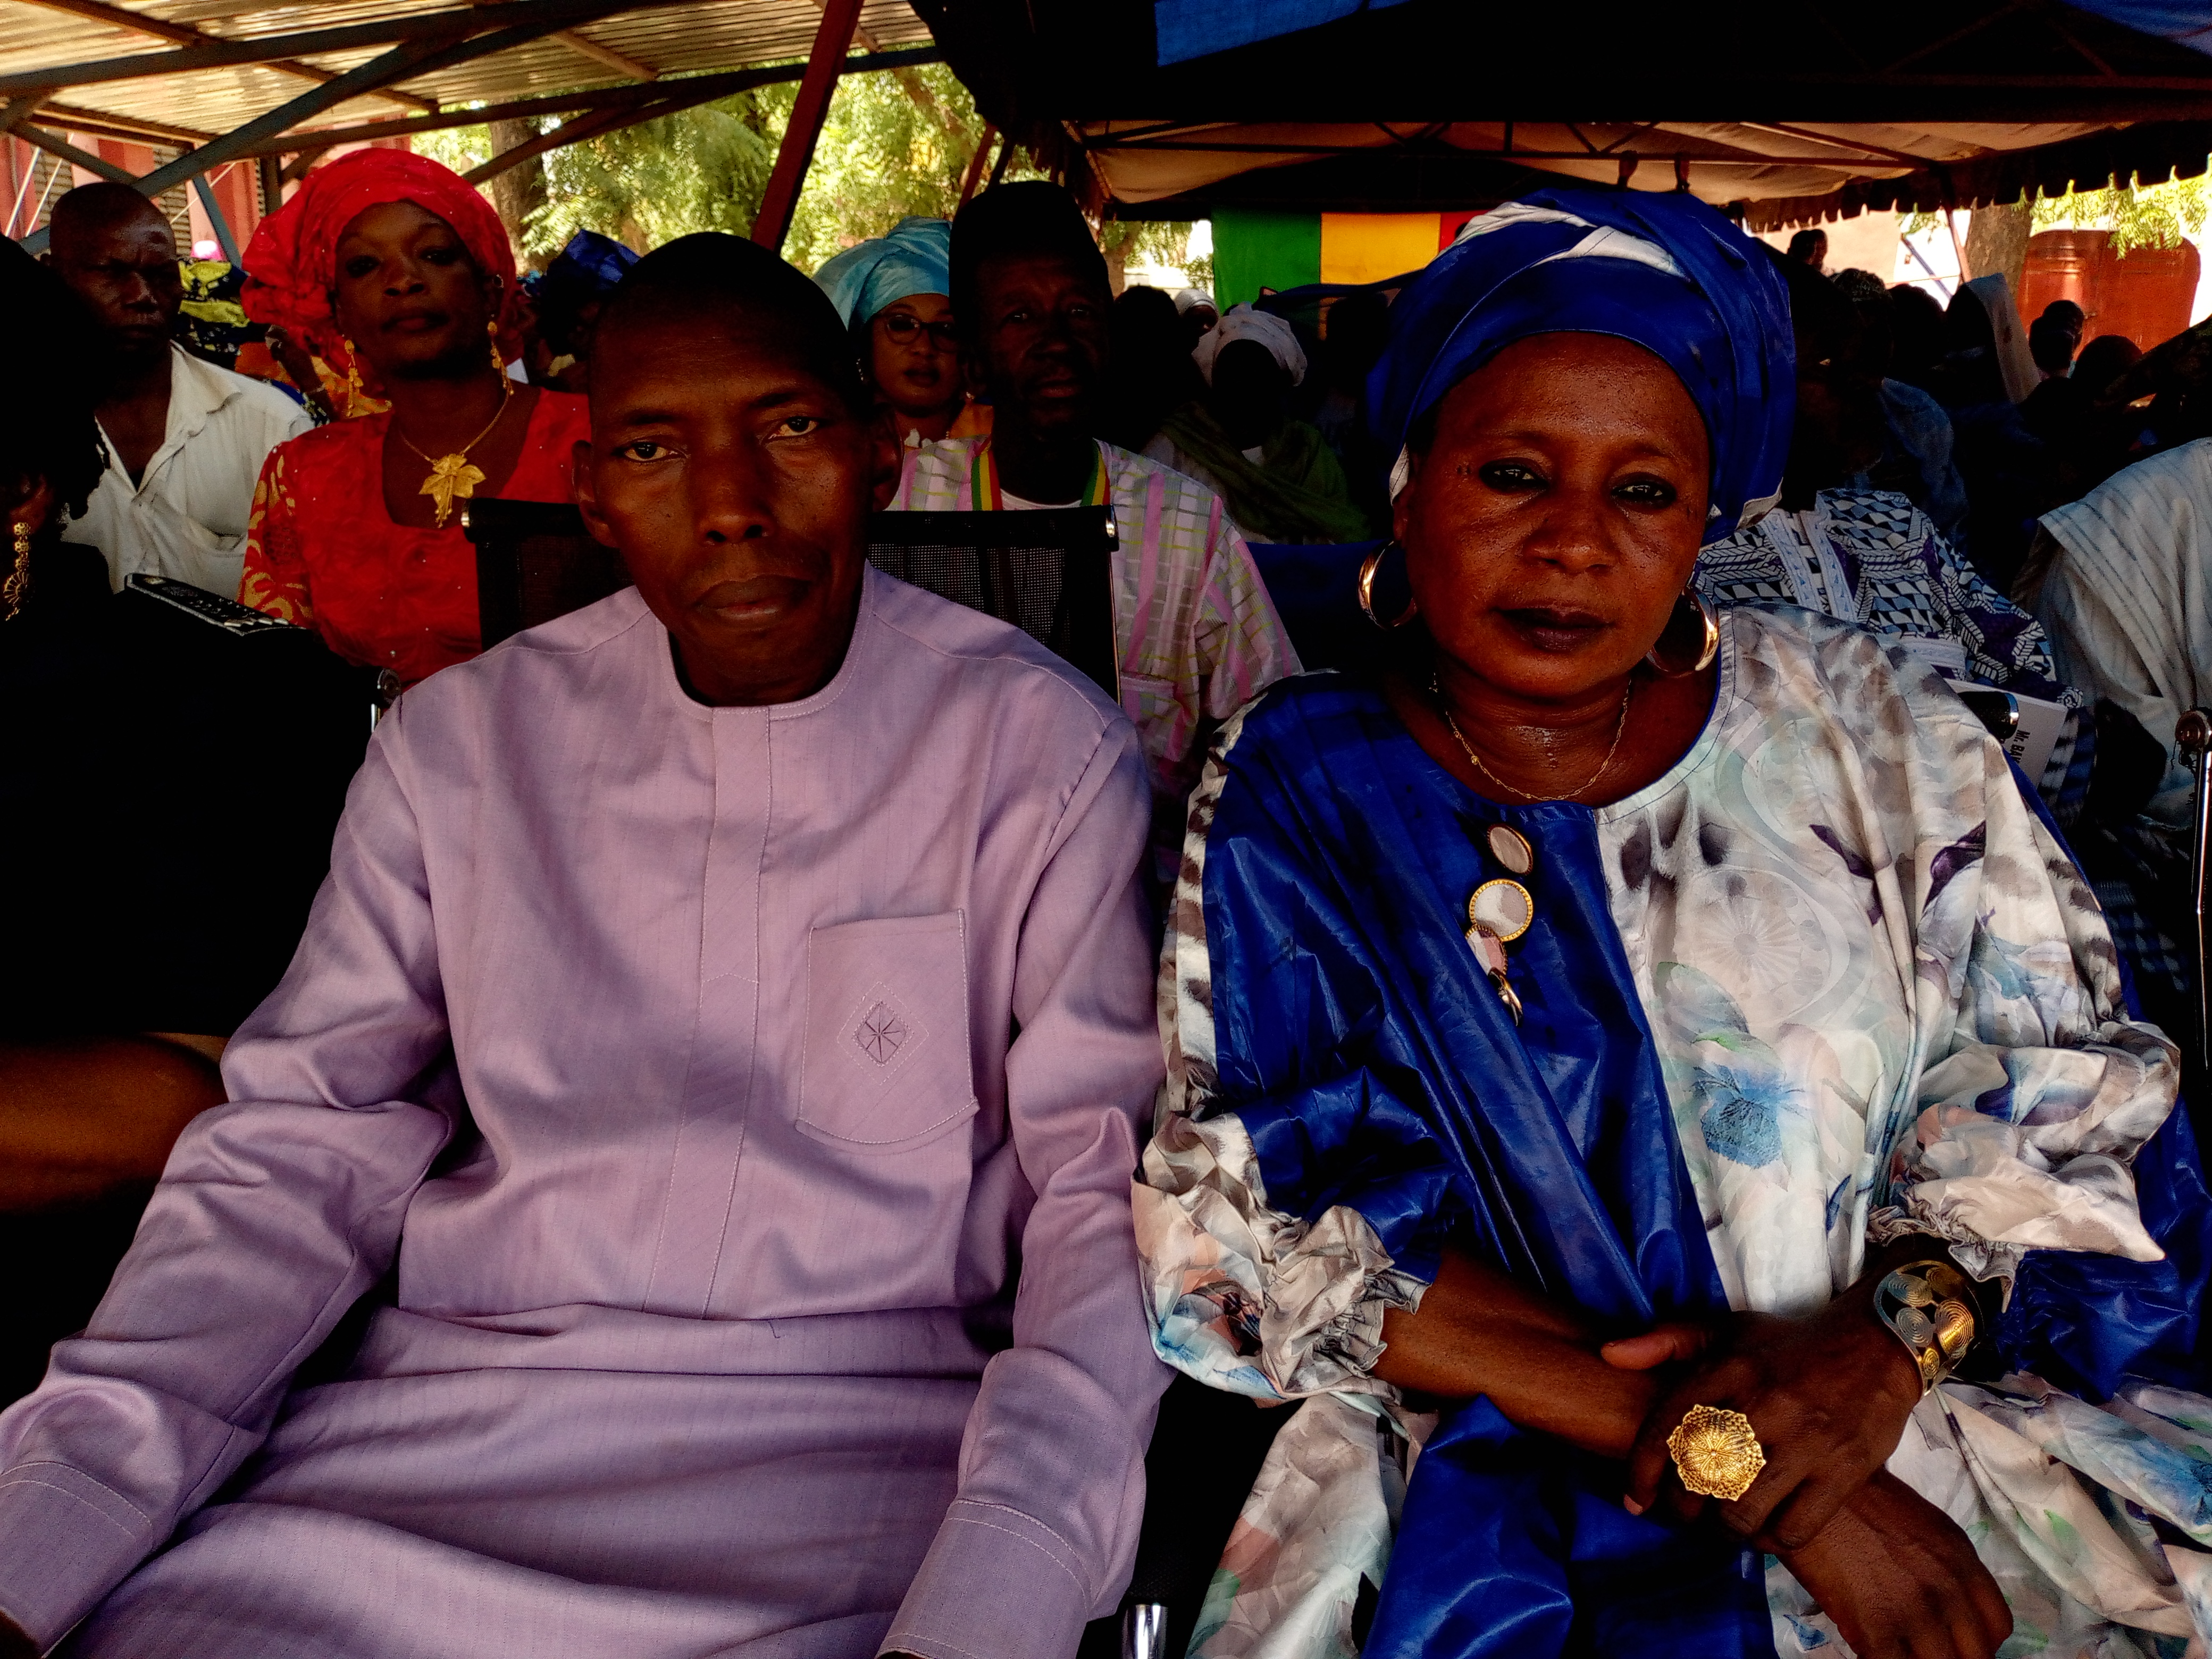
[5,520,32,622]
[340,338,367,418]
[487,317,504,374]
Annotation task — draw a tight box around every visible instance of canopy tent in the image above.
[911,0,2212,227]
[0,0,944,253]
[1142,0,2212,70]
[0,1,936,143]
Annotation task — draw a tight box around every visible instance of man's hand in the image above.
[1774,1471,2010,1659]
[1607,1293,1923,1547]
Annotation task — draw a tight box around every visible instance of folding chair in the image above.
[462,499,632,649]
[1072,1376,1305,1659]
[2178,708,2212,1069]
[866,507,1120,698]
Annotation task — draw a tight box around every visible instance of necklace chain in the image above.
[393,378,513,469]
[1433,673,1634,803]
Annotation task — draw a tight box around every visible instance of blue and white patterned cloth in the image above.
[1137,605,2210,1659]
[1697,485,2087,812]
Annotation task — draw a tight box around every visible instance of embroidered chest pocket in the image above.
[799,912,978,1153]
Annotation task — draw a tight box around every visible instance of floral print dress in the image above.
[1137,604,2212,1659]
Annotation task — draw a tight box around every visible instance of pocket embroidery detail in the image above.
[844,981,927,1078]
[798,914,976,1151]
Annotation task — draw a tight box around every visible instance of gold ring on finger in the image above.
[1665,1404,1765,1502]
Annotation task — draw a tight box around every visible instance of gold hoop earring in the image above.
[5,519,32,622]
[1644,585,1720,676]
[1358,541,1419,630]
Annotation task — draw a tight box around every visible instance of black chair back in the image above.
[867,506,1120,698]
[463,499,631,649]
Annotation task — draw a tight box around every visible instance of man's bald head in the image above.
[47,181,171,254]
[45,182,181,358]
[596,232,867,416]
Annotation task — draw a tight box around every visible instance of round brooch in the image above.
[1666,1404,1766,1502]
[1468,878,1534,943]
[1486,824,1535,875]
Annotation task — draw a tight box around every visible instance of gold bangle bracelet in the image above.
[1875,1259,1978,1393]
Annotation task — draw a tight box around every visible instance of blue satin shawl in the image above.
[1198,675,2210,1659]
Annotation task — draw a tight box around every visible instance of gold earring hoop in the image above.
[1358,541,1420,630]
[1644,585,1720,676]
[5,519,32,622]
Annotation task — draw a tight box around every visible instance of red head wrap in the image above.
[241,148,517,362]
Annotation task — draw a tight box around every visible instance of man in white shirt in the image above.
[46,183,312,596]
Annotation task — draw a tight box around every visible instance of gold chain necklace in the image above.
[393,379,514,527]
[1433,673,1634,803]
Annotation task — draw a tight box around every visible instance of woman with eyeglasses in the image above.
[815,217,989,446]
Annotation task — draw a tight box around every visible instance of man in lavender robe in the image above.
[0,234,1171,1659]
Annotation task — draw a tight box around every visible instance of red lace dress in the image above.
[239,389,593,686]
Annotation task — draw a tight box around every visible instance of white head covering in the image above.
[1173,287,1217,317]
[1193,302,1307,387]
[2032,435,2212,824]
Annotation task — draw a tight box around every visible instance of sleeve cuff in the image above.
[0,1462,160,1648]
[1138,1112,1423,1401]
[882,1498,1101,1659]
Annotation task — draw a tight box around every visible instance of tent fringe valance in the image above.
[1740,119,2212,230]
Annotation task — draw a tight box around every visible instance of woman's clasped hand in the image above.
[1600,1276,2013,1659]
[1607,1268,1930,1547]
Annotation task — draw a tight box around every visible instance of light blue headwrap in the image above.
[1367,187,1794,546]
[812,216,954,328]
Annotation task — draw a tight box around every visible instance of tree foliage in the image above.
[2031,168,2210,258]
[770,64,984,273]
[411,63,1202,285]
[418,65,993,271]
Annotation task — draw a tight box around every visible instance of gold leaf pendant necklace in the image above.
[395,380,514,527]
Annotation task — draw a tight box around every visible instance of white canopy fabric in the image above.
[1076,118,2122,211]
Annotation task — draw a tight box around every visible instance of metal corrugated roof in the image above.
[1,0,935,143]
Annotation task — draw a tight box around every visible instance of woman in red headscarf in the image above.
[237,150,593,685]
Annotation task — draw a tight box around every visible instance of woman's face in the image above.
[1396,332,1710,703]
[331,199,497,381]
[867,292,962,418]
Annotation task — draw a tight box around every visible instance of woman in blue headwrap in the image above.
[813,216,987,445]
[1136,189,2212,1659]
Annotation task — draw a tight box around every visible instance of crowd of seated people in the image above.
[2,162,2211,1659]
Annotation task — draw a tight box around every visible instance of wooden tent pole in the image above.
[958,122,997,205]
[751,0,863,252]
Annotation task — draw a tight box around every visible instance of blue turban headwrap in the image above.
[812,216,953,328]
[1366,188,1794,546]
